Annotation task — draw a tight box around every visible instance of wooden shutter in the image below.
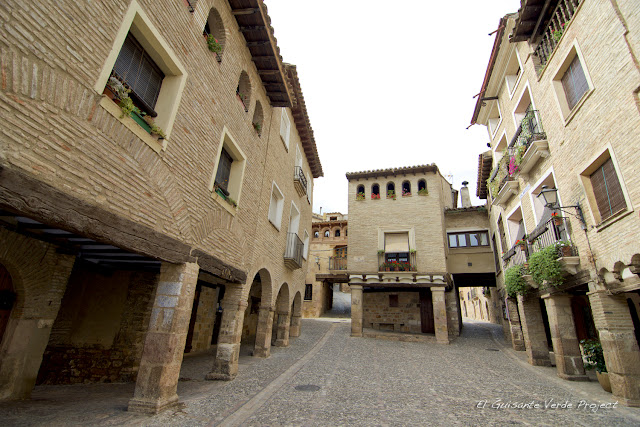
[215,148,233,191]
[385,233,409,253]
[113,33,164,110]
[590,158,626,221]
[561,56,589,110]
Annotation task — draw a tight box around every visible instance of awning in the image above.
[385,233,409,253]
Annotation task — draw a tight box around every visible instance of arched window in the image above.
[324,230,330,238]
[418,179,428,195]
[335,229,341,237]
[402,181,411,196]
[252,101,263,135]
[314,231,319,238]
[371,183,380,199]
[387,182,395,198]
[203,8,226,61]
[236,71,251,112]
[356,184,365,200]
[345,228,348,236]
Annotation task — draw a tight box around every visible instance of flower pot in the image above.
[553,217,563,226]
[596,371,612,393]
[130,110,152,134]
[519,244,527,252]
[559,246,572,257]
[103,85,118,101]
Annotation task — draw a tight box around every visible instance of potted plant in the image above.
[253,122,262,134]
[402,188,411,197]
[515,238,528,252]
[206,35,222,55]
[387,190,396,199]
[551,212,563,226]
[356,192,366,201]
[556,241,573,257]
[527,244,564,289]
[504,265,528,297]
[418,188,428,196]
[371,193,380,199]
[581,339,610,392]
[552,22,565,42]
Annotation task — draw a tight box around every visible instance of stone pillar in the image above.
[432,287,449,344]
[253,305,274,358]
[273,311,291,347]
[128,262,198,414]
[506,297,526,351]
[206,285,246,379]
[289,313,301,337]
[589,290,640,406]
[543,293,588,380]
[0,252,75,400]
[517,295,551,366]
[350,285,363,337]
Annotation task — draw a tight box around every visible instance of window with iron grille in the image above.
[113,33,165,113]
[304,284,313,301]
[561,56,589,110]
[590,157,626,221]
[215,148,233,192]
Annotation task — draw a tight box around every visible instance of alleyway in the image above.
[1,319,638,426]
[325,285,351,318]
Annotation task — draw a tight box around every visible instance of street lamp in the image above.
[537,185,586,229]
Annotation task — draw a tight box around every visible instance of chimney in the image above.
[461,181,471,208]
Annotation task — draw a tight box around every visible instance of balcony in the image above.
[488,157,518,208]
[508,110,549,179]
[502,243,528,270]
[533,0,583,72]
[329,256,347,271]
[378,252,417,272]
[284,232,303,269]
[293,166,307,197]
[529,217,580,274]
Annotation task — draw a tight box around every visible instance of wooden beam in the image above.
[257,70,281,75]
[192,248,246,284]
[239,25,266,32]
[0,164,194,264]
[246,41,270,47]
[232,8,259,16]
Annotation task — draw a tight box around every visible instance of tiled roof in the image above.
[345,164,438,181]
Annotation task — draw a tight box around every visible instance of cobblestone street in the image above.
[1,318,639,426]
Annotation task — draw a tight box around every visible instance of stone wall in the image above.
[190,286,219,352]
[363,292,422,333]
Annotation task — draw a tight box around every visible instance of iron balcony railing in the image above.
[502,243,528,270]
[329,256,347,271]
[529,217,579,257]
[284,232,303,269]
[508,109,546,157]
[293,166,307,195]
[533,0,583,72]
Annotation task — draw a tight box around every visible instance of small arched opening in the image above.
[203,8,226,61]
[402,181,411,196]
[371,183,380,199]
[252,101,264,135]
[418,179,427,195]
[335,229,341,237]
[387,182,395,198]
[236,71,251,112]
[356,184,365,200]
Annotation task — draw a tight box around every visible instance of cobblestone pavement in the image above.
[1,318,639,426]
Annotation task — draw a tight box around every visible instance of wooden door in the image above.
[0,264,15,345]
[420,290,434,334]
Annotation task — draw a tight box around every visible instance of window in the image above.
[384,232,409,262]
[371,184,380,199]
[209,128,247,211]
[357,185,365,195]
[387,182,395,197]
[324,230,330,238]
[280,108,291,149]
[303,231,310,260]
[487,102,502,137]
[389,295,399,308]
[214,148,233,193]
[236,71,251,112]
[314,231,319,239]
[335,247,347,258]
[330,216,337,221]
[304,284,313,301]
[112,33,164,113]
[588,157,627,222]
[505,50,522,96]
[335,229,340,237]
[289,202,300,236]
[561,56,589,110]
[418,179,427,194]
[306,172,312,204]
[252,101,264,135]
[95,1,187,150]
[268,181,284,229]
[203,7,226,60]
[447,231,490,248]
[402,181,411,196]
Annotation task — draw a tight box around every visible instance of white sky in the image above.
[266,1,521,215]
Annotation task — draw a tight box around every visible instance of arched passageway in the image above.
[272,283,290,347]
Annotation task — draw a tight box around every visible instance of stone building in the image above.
[303,212,348,318]
[0,0,322,414]
[471,0,640,406]
[345,166,497,343]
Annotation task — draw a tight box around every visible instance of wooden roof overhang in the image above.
[286,64,323,178]
[345,164,439,181]
[476,150,493,199]
[510,0,556,43]
[229,0,292,108]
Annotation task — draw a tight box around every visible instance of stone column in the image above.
[517,295,551,366]
[432,287,449,344]
[206,285,246,379]
[0,252,75,401]
[253,305,274,357]
[273,311,291,347]
[289,313,301,337]
[128,262,198,414]
[350,285,363,337]
[589,290,640,406]
[543,293,588,380]
[506,297,526,351]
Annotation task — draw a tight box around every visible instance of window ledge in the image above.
[595,209,633,232]
[212,191,237,216]
[100,97,166,153]
[563,88,595,127]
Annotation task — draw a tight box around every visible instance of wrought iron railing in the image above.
[528,217,578,257]
[329,256,347,271]
[533,0,583,72]
[502,243,528,270]
[508,109,546,157]
[284,233,303,269]
[293,166,307,194]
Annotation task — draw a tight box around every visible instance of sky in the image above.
[266,1,522,215]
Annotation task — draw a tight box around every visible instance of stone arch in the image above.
[241,268,272,354]
[289,291,302,338]
[274,282,290,313]
[204,7,226,60]
[334,228,341,237]
[418,179,427,193]
[613,261,627,278]
[252,101,264,135]
[387,181,395,196]
[371,183,380,197]
[273,283,291,347]
[236,71,251,112]
[402,180,411,196]
[323,228,330,238]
